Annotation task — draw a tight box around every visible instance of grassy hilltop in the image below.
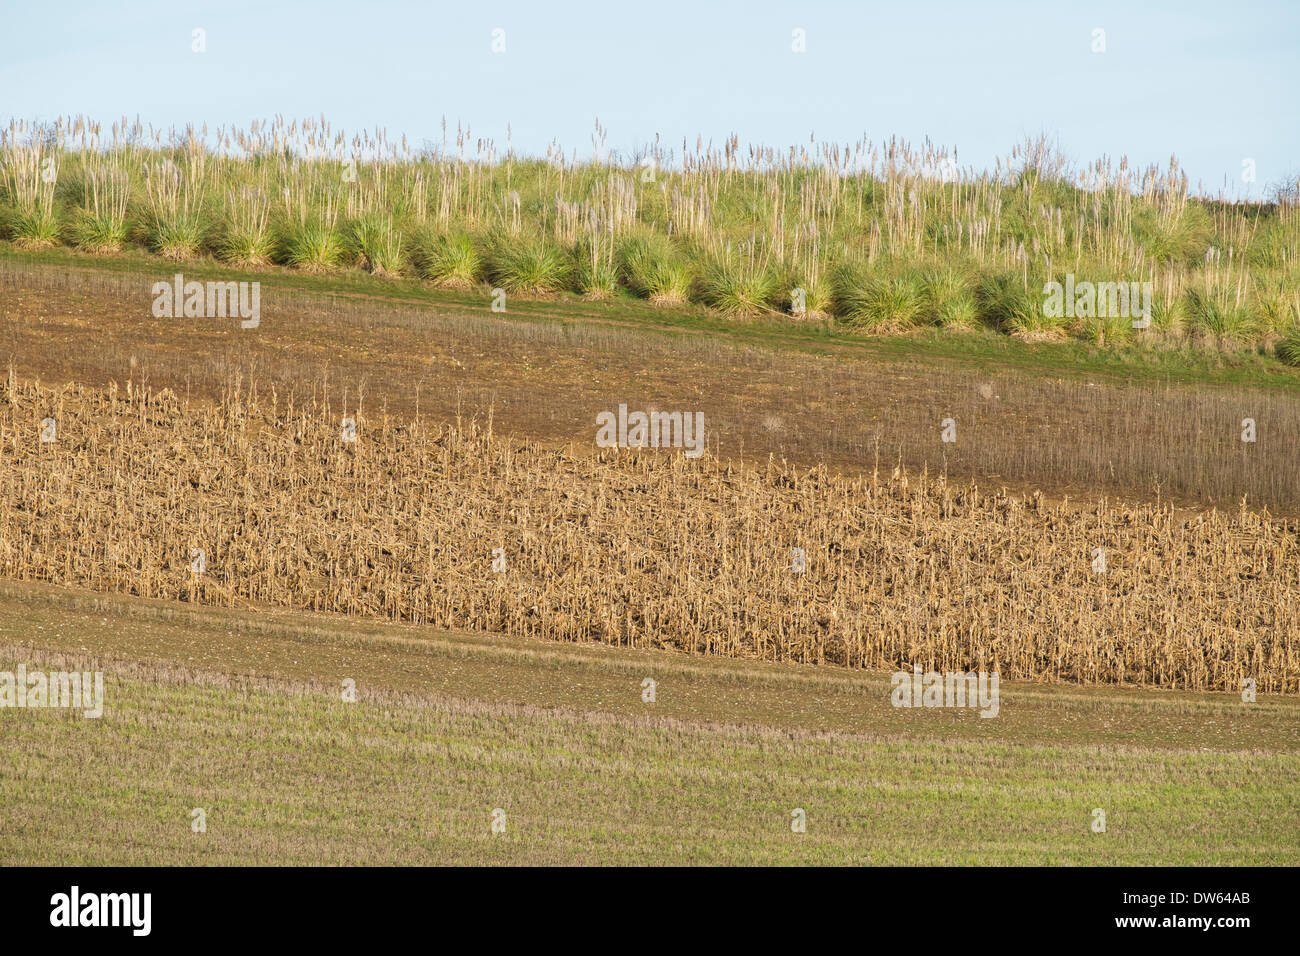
[2,116,1298,360]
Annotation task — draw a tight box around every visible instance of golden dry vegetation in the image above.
[1,373,1297,692]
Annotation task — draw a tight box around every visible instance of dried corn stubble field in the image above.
[2,374,1297,693]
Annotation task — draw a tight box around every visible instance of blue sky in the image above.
[2,0,1296,196]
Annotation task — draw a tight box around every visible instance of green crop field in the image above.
[1,581,1296,866]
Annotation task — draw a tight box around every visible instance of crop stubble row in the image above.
[1,374,1296,692]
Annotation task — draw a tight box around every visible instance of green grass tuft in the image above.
[618,234,692,306]
[1276,327,1300,367]
[348,216,406,277]
[1185,288,1256,343]
[281,219,343,272]
[411,230,481,289]
[10,206,61,249]
[487,237,571,295]
[697,252,779,317]
[838,273,924,332]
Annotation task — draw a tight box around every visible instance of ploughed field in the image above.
[7,261,1300,514]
